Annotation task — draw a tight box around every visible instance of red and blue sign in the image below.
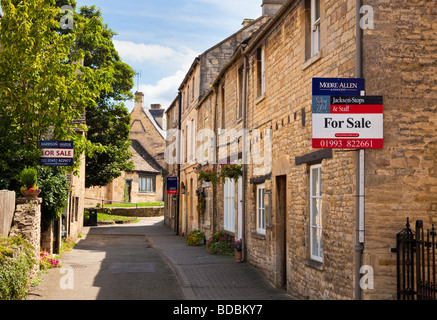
[39,140,74,166]
[166,177,179,194]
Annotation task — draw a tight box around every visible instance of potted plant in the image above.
[19,167,41,199]
[197,168,219,185]
[233,238,243,262]
[219,162,243,182]
[187,230,206,246]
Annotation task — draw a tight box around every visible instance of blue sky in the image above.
[75,0,262,111]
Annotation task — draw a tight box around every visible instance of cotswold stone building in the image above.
[86,91,165,206]
[164,0,437,300]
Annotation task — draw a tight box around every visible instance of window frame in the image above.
[138,175,156,193]
[311,0,321,57]
[310,164,323,262]
[256,46,266,97]
[256,183,266,235]
[223,178,235,232]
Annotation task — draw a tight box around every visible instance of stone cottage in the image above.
[164,0,437,300]
[85,91,165,206]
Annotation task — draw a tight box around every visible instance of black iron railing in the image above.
[396,218,437,300]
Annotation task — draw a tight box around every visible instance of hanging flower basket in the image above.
[219,162,243,182]
[196,168,219,185]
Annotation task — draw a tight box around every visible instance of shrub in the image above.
[19,167,38,190]
[206,231,233,255]
[187,230,205,246]
[0,236,35,300]
[37,166,70,230]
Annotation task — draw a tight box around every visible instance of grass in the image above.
[96,212,140,224]
[100,202,164,208]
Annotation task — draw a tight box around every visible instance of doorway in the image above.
[276,175,287,288]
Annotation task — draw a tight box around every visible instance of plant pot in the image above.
[235,251,242,262]
[21,189,41,199]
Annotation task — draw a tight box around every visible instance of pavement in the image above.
[28,216,293,301]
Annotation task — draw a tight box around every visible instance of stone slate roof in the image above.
[130,139,163,174]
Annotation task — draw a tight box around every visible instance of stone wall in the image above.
[8,198,42,283]
[94,206,164,218]
[361,0,437,300]
[239,0,358,299]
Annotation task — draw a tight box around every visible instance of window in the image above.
[257,184,266,235]
[204,117,209,161]
[192,77,195,100]
[310,164,323,261]
[311,0,321,56]
[224,178,235,232]
[139,175,155,193]
[256,46,265,97]
[221,85,226,130]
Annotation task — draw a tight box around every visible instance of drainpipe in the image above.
[241,47,248,261]
[175,91,182,235]
[355,0,364,301]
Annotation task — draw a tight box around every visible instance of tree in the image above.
[77,5,135,188]
[0,0,111,173]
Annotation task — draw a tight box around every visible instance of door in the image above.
[223,178,235,232]
[125,180,132,203]
[276,175,287,288]
[181,183,186,236]
[237,177,243,240]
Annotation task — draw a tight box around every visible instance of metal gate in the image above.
[396,218,437,300]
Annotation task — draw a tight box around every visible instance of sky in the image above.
[75,0,263,111]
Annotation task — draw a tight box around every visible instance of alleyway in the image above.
[28,217,292,301]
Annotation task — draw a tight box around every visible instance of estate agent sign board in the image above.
[312,78,383,149]
[39,140,74,166]
[167,177,179,194]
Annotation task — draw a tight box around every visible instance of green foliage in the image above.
[0,0,112,177]
[196,168,219,185]
[206,231,233,255]
[219,163,243,182]
[187,230,205,246]
[0,236,35,300]
[19,167,38,190]
[37,166,70,230]
[77,5,135,188]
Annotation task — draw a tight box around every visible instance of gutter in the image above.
[355,0,364,301]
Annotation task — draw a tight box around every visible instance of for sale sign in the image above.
[39,140,74,166]
[166,177,179,194]
[312,96,383,149]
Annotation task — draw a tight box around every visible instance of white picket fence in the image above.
[0,190,16,237]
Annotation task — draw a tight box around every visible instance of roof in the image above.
[142,107,166,139]
[130,139,163,174]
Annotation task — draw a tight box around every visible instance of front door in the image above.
[276,175,287,288]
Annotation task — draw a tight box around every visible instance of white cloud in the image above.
[113,40,197,65]
[139,70,187,109]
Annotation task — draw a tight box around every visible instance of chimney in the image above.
[150,104,162,110]
[262,0,286,16]
[242,19,254,28]
[134,91,144,109]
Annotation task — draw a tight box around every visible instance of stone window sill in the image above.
[255,94,265,105]
[303,258,324,271]
[302,51,322,70]
[251,232,266,240]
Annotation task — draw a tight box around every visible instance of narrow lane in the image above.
[27,218,184,300]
